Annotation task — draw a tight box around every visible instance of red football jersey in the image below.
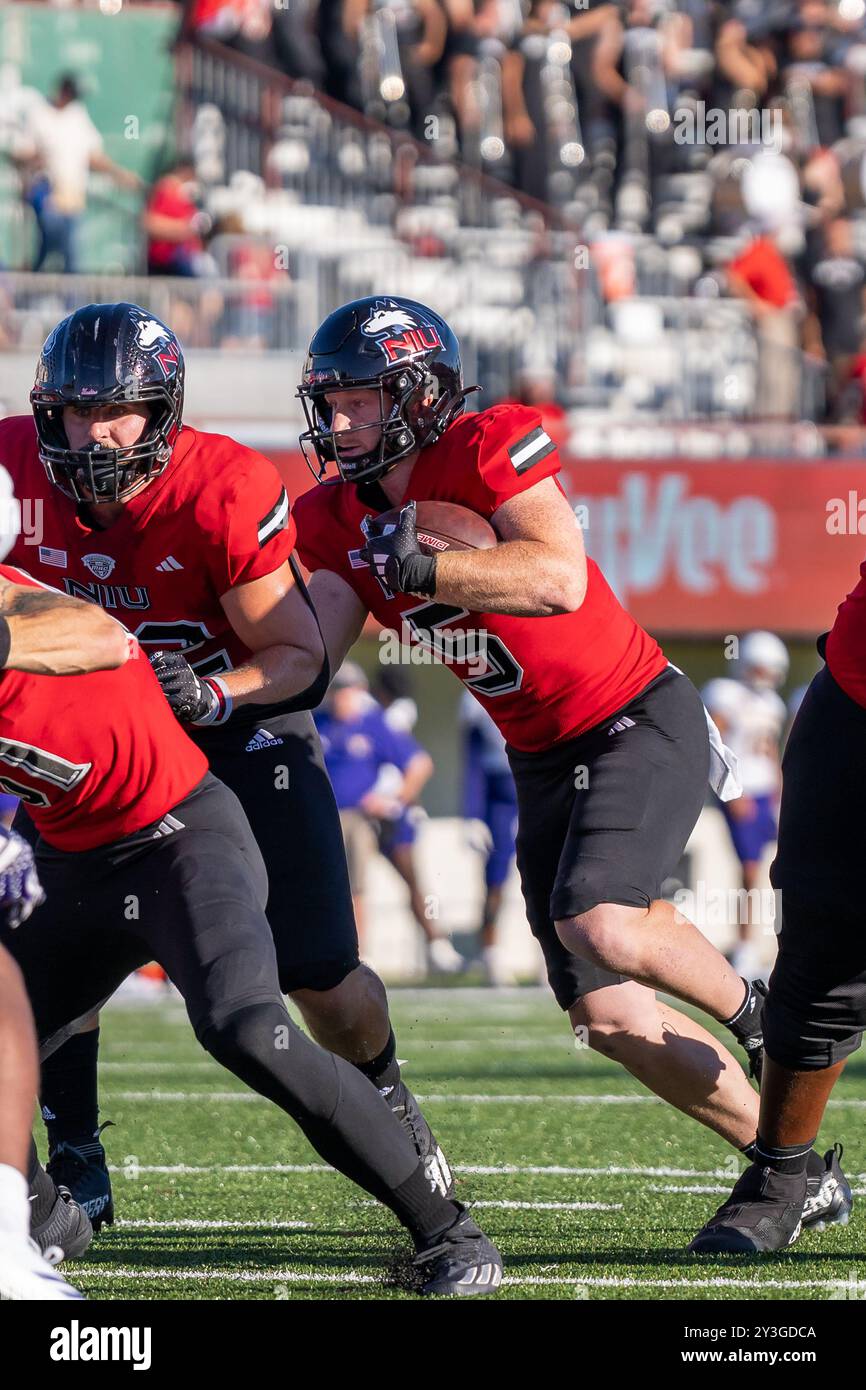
[825,558,866,709]
[294,404,668,752]
[0,564,208,851]
[0,416,294,677]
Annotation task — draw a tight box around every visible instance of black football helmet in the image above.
[30,302,185,503]
[297,296,476,484]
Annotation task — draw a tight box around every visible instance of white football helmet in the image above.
[739,630,790,690]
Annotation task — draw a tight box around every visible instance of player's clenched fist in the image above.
[148,650,233,726]
[360,500,437,596]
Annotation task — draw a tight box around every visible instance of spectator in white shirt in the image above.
[18,75,141,272]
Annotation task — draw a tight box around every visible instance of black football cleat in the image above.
[30,1184,93,1263]
[801,1144,853,1234]
[726,978,767,1083]
[412,1207,503,1296]
[687,1162,805,1254]
[47,1131,114,1233]
[386,1081,455,1199]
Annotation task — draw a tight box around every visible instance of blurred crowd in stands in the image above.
[9,1,866,426]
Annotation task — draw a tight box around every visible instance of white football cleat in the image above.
[427,937,464,974]
[482,945,517,987]
[0,1235,85,1300]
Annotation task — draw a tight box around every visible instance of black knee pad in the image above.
[199,999,342,1124]
[280,954,360,994]
[763,897,866,1069]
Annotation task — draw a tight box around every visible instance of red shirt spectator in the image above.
[727,235,798,310]
[143,167,204,275]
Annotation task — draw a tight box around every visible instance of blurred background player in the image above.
[459,690,518,986]
[316,662,462,973]
[702,631,790,980]
[370,668,464,974]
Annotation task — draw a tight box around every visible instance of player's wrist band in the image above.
[401,553,437,597]
[0,617,10,670]
[194,675,233,726]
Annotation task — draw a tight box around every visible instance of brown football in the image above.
[373,501,497,554]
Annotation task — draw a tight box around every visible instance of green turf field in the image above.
[59,988,866,1301]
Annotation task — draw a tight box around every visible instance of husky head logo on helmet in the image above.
[297,296,476,484]
[30,302,185,504]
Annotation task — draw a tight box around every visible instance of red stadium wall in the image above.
[273,451,866,637]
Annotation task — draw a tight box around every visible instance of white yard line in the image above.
[112,1219,310,1230]
[103,1090,659,1104]
[105,1161,866,1179]
[102,1088,866,1109]
[82,1267,864,1292]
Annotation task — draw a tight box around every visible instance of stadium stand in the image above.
[3,0,866,437]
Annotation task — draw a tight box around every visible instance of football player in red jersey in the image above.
[688,591,866,1251]
[0,470,129,1299]
[292,295,847,1228]
[0,555,502,1294]
[0,302,453,1229]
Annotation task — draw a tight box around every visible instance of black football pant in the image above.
[194,710,360,993]
[766,664,866,1069]
[1,775,431,1222]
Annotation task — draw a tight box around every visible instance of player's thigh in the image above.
[507,736,621,1010]
[128,783,284,1038]
[201,713,359,991]
[0,853,148,1050]
[765,892,866,1067]
[772,666,866,907]
[549,671,708,923]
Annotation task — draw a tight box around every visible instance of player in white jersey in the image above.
[702,632,790,979]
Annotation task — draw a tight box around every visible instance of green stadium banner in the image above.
[0,2,177,272]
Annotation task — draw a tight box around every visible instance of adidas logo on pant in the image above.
[245,728,285,752]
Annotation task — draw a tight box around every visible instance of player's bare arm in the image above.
[0,577,130,676]
[429,477,586,616]
[217,560,326,708]
[306,568,368,673]
[371,476,586,617]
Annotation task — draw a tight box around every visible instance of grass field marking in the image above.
[102,1088,866,1109]
[77,1267,865,1293]
[112,1219,312,1230]
[104,1090,660,1104]
[105,1161,866,1179]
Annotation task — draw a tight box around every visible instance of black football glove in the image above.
[359,500,437,596]
[149,650,232,726]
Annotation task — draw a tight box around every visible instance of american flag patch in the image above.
[348,549,367,569]
[38,546,67,568]
[508,427,556,475]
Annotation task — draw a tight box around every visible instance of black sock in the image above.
[755,1134,815,1177]
[354,1029,401,1095]
[740,1140,759,1163]
[723,980,763,1040]
[389,1167,461,1247]
[805,1148,825,1180]
[40,1028,101,1151]
[26,1137,58,1225]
